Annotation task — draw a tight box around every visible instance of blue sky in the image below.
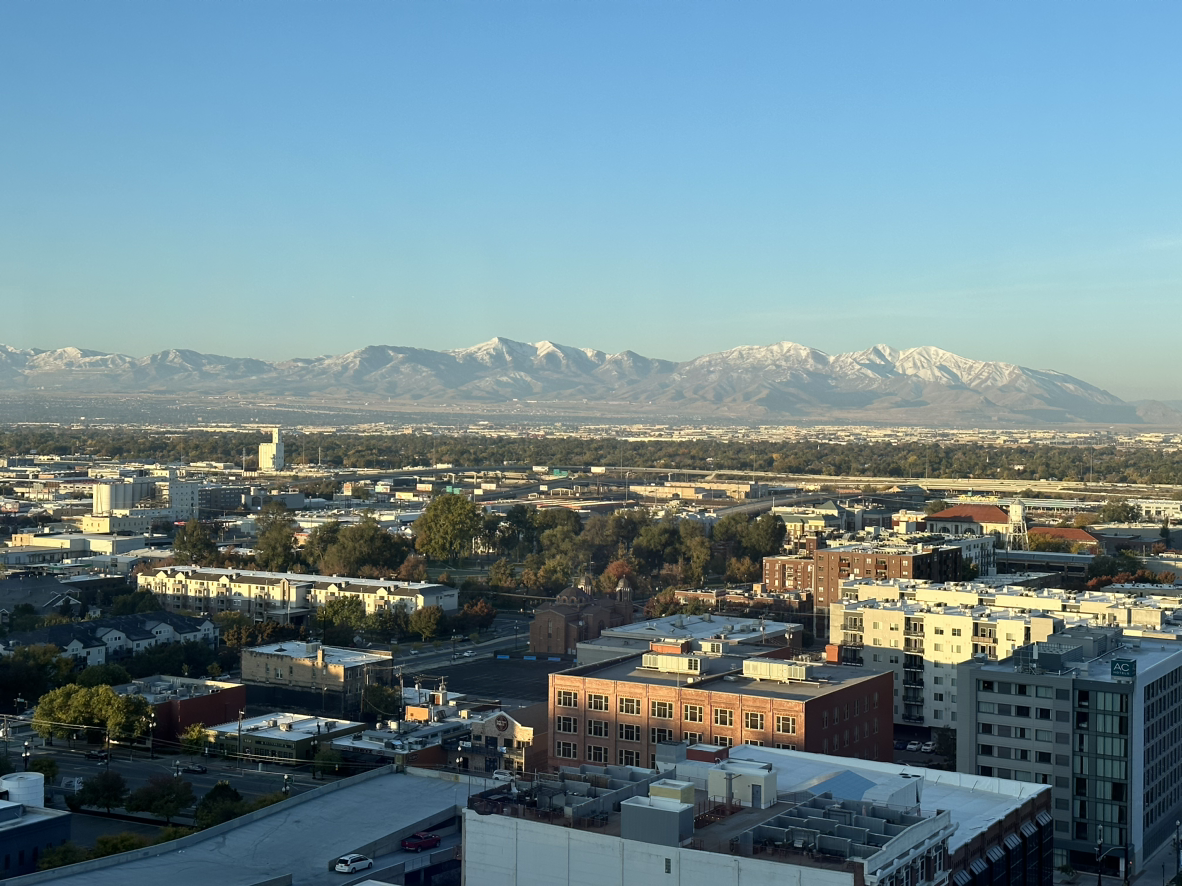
[1,2,1180,400]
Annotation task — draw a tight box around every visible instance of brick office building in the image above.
[547,643,892,770]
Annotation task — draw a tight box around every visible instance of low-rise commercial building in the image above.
[240,641,393,717]
[113,675,246,744]
[204,712,365,764]
[548,646,893,771]
[456,703,549,775]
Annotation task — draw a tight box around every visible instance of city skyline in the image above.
[1,2,1179,401]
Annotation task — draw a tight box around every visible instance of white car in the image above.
[920,741,936,754]
[335,854,373,873]
[461,650,475,657]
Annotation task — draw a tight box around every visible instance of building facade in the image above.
[240,641,392,716]
[548,648,892,771]
[957,628,1182,873]
[529,582,633,656]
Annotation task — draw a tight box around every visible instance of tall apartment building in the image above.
[957,627,1182,874]
[547,644,892,771]
[829,597,1069,728]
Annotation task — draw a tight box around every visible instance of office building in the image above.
[957,627,1182,873]
[548,645,892,770]
[203,712,365,764]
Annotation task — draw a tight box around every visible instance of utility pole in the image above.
[237,709,245,771]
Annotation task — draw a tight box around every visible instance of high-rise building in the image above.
[957,626,1182,873]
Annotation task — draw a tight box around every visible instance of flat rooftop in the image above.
[728,745,1047,852]
[566,654,887,700]
[246,640,388,665]
[602,613,795,642]
[208,712,364,741]
[21,770,461,886]
[975,637,1182,683]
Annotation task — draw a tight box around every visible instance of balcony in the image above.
[902,713,926,724]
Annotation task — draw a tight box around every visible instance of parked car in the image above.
[461,650,475,657]
[905,741,921,752]
[920,741,936,754]
[182,763,208,774]
[84,750,109,761]
[893,740,907,751]
[335,854,373,873]
[401,832,441,852]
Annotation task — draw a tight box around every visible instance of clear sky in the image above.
[1,2,1179,400]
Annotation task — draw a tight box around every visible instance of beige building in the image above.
[258,428,285,473]
[241,641,392,716]
[456,703,549,775]
[137,566,458,624]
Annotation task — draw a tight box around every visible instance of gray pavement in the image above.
[15,770,463,886]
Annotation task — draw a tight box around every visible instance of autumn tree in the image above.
[408,605,444,641]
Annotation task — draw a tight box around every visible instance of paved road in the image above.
[313,832,461,886]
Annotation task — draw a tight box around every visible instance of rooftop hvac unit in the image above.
[742,659,810,683]
[641,653,703,675]
[268,719,279,728]
[279,722,292,731]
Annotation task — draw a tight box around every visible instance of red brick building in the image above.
[763,544,963,610]
[547,645,892,770]
[529,581,633,655]
[116,675,247,744]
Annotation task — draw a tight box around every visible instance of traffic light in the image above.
[283,774,292,796]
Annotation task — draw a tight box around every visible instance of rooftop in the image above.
[207,712,365,741]
[601,613,794,643]
[245,640,389,666]
[562,652,886,700]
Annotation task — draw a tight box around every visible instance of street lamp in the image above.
[21,741,30,772]
[1097,827,1104,886]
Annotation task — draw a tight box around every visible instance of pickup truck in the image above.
[400,832,441,853]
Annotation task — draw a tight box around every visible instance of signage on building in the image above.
[495,715,509,732]
[1110,659,1137,679]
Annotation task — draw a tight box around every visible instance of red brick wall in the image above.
[153,685,248,743]
[547,669,893,770]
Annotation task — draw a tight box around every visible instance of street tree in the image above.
[180,722,207,758]
[77,663,132,688]
[408,605,444,642]
[125,776,195,824]
[413,494,483,563]
[77,770,128,813]
[194,780,244,828]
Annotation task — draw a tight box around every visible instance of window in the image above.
[683,731,703,744]
[651,701,674,719]
[775,742,797,750]
[556,716,578,733]
[619,723,641,742]
[587,719,608,737]
[651,727,675,744]
[556,690,578,708]
[744,712,765,730]
[775,715,797,735]
[683,704,704,722]
[714,735,733,748]
[587,745,608,763]
[619,697,641,715]
[587,693,609,711]
[556,741,577,759]
[714,709,734,727]
[618,749,640,766]
[952,628,962,636]
[933,693,944,702]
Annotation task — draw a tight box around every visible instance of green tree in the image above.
[172,520,217,566]
[38,842,91,870]
[125,775,195,824]
[1098,498,1142,524]
[77,663,132,688]
[254,501,297,572]
[194,780,244,828]
[487,558,516,590]
[91,832,151,857]
[924,499,951,516]
[413,494,483,563]
[318,515,411,577]
[408,605,444,642]
[77,770,128,813]
[313,745,343,777]
[29,757,58,781]
[109,590,163,615]
[302,520,342,571]
[180,722,208,758]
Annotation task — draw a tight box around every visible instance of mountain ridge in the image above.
[0,338,1171,426]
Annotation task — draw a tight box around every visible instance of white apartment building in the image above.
[136,565,457,624]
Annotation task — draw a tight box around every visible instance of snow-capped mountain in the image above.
[0,338,1154,425]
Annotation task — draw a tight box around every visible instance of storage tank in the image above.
[2,772,45,808]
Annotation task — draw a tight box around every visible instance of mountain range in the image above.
[0,339,1174,426]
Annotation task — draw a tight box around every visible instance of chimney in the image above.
[317,647,325,665]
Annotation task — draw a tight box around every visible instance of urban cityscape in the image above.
[3,3,1180,886]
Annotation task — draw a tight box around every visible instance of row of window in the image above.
[557,715,798,735]
[556,692,800,732]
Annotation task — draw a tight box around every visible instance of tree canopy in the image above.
[414,494,483,563]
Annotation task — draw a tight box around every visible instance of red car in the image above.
[401,832,441,852]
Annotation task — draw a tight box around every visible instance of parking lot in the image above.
[435,657,570,706]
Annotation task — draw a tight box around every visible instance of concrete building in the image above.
[530,581,633,656]
[576,613,802,666]
[136,565,457,624]
[462,743,1052,886]
[548,646,893,771]
[0,774,72,879]
[957,627,1182,873]
[258,428,284,473]
[240,640,392,717]
[203,711,365,764]
[90,475,200,530]
[925,504,1013,542]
